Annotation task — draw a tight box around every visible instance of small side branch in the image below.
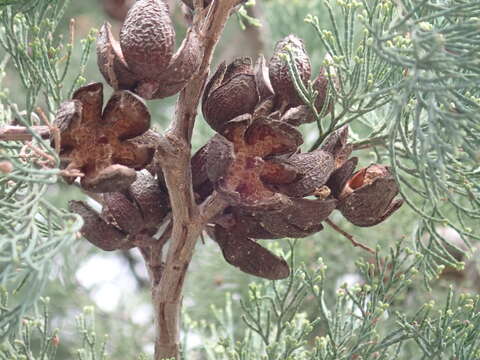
[326,218,375,254]
[0,125,50,141]
[199,191,228,225]
[352,135,388,150]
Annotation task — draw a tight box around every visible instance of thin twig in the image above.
[24,142,56,167]
[199,191,228,225]
[0,125,50,141]
[141,219,173,285]
[36,106,60,155]
[352,136,388,150]
[325,218,376,254]
[121,250,149,289]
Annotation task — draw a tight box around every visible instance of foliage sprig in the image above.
[0,0,92,339]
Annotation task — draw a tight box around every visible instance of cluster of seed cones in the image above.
[192,33,403,279]
[53,0,403,280]
[54,0,208,192]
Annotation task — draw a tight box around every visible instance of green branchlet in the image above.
[284,0,479,280]
[189,242,480,359]
[0,0,86,340]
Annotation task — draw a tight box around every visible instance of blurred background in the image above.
[2,0,478,358]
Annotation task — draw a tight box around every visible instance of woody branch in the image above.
[149,1,237,358]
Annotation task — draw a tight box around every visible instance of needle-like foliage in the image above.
[0,0,93,340]
[187,241,480,359]
[284,0,479,277]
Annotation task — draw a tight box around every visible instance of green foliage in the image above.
[74,307,108,360]
[0,294,112,360]
[367,0,480,276]
[262,0,327,62]
[237,1,262,30]
[282,0,479,277]
[0,296,60,360]
[4,241,480,359]
[0,0,91,339]
[304,0,401,149]
[0,0,95,114]
[186,242,480,359]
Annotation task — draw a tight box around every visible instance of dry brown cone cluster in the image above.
[196,34,403,279]
[52,82,155,192]
[53,0,403,281]
[96,0,203,99]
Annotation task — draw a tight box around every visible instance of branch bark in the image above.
[0,125,50,141]
[325,218,375,254]
[149,2,237,359]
